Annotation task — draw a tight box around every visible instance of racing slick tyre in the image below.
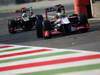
[8,27,16,34]
[36,15,44,38]
[78,14,89,33]
[78,14,88,25]
[42,20,52,39]
[8,20,16,34]
[62,24,73,33]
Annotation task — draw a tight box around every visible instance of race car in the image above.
[8,12,36,34]
[16,7,33,13]
[16,7,28,13]
[35,4,91,39]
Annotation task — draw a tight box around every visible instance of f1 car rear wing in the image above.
[45,4,65,20]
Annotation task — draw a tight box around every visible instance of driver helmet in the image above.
[22,13,27,17]
[56,12,64,18]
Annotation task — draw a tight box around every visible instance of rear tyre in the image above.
[78,14,88,25]
[8,27,16,34]
[8,20,16,34]
[78,14,90,33]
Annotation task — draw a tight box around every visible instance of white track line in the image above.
[0,47,49,55]
[0,45,28,51]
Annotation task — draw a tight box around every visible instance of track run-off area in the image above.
[0,44,100,75]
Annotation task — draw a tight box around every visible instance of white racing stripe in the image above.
[0,45,46,51]
[0,46,24,51]
[0,53,97,67]
[62,49,100,54]
[0,50,69,61]
[0,58,100,75]
[0,45,31,51]
[0,47,49,55]
[29,47,100,54]
[1,47,81,55]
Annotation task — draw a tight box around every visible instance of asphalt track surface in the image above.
[0,12,100,52]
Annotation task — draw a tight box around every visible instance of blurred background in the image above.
[0,0,48,5]
[0,0,100,17]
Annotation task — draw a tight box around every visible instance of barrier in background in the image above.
[73,0,92,18]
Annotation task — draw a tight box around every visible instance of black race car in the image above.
[8,13,36,34]
[15,7,33,13]
[35,4,91,39]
